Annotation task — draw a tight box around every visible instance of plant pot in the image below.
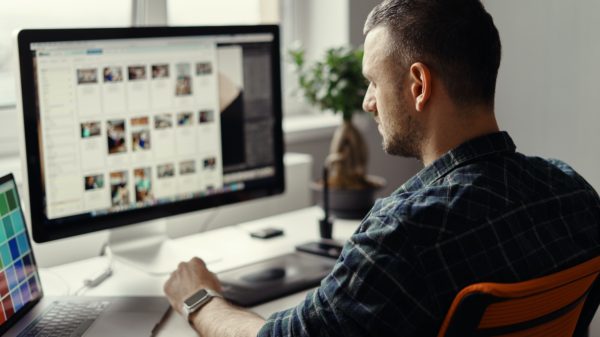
[312,175,386,220]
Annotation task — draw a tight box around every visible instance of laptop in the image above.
[0,173,170,336]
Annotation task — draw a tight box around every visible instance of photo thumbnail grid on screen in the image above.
[30,32,278,222]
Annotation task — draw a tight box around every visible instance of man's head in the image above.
[362,0,501,160]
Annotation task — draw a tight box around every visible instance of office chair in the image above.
[437,256,600,337]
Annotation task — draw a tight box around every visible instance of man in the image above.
[164,0,600,336]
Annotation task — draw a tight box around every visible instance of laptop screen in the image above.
[0,174,42,328]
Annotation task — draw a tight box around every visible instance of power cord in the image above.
[73,243,115,296]
[39,268,71,296]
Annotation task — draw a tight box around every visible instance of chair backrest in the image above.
[437,256,600,337]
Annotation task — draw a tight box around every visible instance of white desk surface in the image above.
[37,207,361,336]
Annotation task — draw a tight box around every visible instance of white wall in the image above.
[483,0,600,190]
[348,0,378,46]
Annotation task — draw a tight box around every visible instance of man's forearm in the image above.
[190,297,266,337]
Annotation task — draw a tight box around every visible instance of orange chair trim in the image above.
[478,274,595,328]
[481,301,584,337]
[437,256,600,337]
[464,256,600,298]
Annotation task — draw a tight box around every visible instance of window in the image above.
[168,0,278,26]
[0,0,132,107]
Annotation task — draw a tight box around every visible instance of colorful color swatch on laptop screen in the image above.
[0,179,41,325]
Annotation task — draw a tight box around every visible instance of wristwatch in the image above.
[182,288,223,322]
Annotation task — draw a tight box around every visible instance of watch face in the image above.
[185,289,209,307]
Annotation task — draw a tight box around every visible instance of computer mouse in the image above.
[241,267,286,283]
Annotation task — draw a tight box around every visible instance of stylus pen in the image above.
[323,165,329,221]
[319,165,333,239]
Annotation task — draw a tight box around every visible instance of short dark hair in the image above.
[364,0,501,107]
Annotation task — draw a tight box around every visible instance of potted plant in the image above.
[289,46,384,219]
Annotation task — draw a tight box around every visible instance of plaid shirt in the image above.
[258,132,600,337]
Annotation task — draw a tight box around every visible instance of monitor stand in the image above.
[107,219,218,275]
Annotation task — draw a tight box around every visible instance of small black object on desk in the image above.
[295,165,343,259]
[250,227,284,239]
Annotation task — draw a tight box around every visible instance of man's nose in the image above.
[363,86,376,114]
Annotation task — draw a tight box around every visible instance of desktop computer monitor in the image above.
[14,26,284,246]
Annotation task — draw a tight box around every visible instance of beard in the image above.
[381,112,423,160]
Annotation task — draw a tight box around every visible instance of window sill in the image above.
[283,113,341,144]
[283,112,372,145]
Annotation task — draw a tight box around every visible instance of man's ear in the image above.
[409,62,431,111]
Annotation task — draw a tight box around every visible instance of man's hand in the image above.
[163,257,266,337]
[164,257,222,315]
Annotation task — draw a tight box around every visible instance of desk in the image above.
[37,207,361,336]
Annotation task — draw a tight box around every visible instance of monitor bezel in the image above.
[16,25,285,243]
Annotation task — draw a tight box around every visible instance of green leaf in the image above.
[288,46,367,119]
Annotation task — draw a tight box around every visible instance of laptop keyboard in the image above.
[18,301,110,337]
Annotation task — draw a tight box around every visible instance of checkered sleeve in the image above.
[257,212,438,337]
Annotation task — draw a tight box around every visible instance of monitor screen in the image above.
[16,26,284,242]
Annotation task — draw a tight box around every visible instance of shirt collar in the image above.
[396,131,516,194]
